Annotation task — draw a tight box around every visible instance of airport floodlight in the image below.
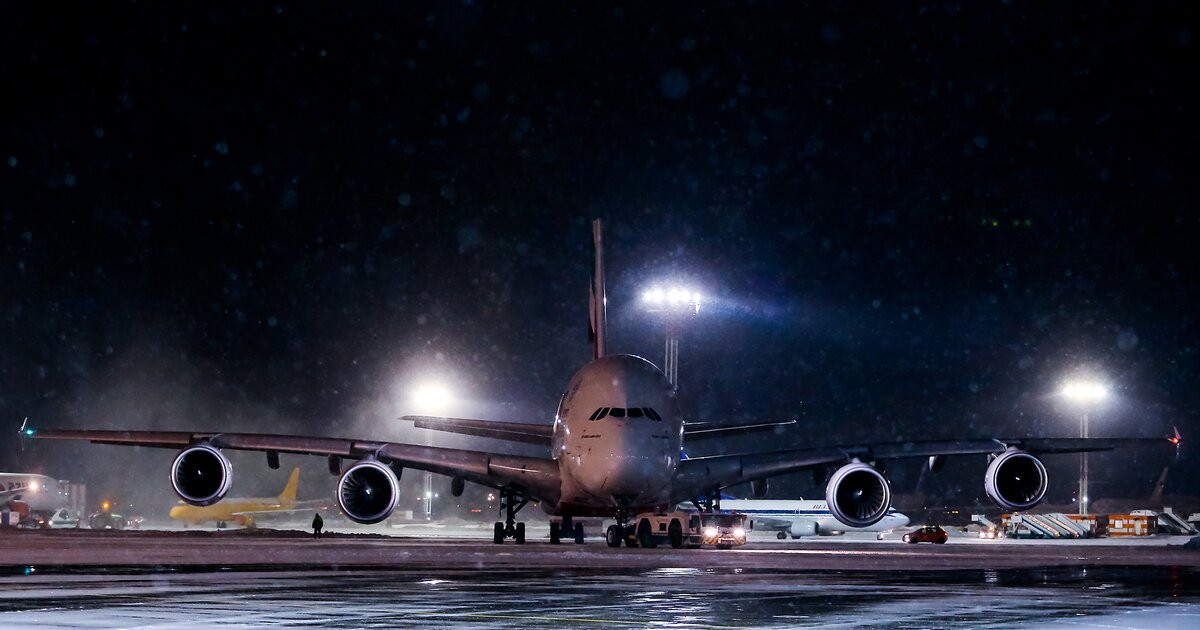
[1060,375,1109,516]
[1061,380,1109,404]
[642,285,703,315]
[411,382,452,414]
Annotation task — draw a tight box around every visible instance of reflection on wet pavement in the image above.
[1,566,1197,628]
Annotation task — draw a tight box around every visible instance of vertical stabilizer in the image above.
[589,218,607,359]
[1149,466,1168,503]
[279,467,300,505]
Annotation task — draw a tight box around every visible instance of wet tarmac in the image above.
[1,565,1197,628]
[1,528,1198,571]
[2,529,1198,627]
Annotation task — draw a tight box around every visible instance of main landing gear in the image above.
[605,498,638,548]
[493,488,528,544]
[549,516,585,544]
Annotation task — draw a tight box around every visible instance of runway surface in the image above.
[2,528,1198,627]
[2,527,1198,571]
[1,565,1197,628]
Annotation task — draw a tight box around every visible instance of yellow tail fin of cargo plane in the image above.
[278,466,300,505]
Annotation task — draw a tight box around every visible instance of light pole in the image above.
[1061,379,1109,515]
[411,382,452,521]
[642,286,703,388]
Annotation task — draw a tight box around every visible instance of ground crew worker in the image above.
[312,512,324,539]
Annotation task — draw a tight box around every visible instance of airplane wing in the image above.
[400,416,553,446]
[30,429,562,503]
[683,419,796,440]
[671,436,1176,501]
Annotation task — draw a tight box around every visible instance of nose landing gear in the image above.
[493,488,528,544]
[605,497,638,548]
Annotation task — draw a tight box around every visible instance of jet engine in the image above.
[825,461,891,528]
[984,448,1047,511]
[788,520,818,538]
[336,459,400,524]
[170,444,232,506]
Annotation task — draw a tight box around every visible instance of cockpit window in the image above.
[588,407,662,420]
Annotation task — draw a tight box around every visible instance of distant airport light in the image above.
[411,382,453,413]
[1061,380,1109,404]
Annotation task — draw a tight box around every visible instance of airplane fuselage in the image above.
[0,473,66,516]
[169,497,294,525]
[550,354,682,517]
[721,499,910,535]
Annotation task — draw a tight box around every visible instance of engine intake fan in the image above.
[336,460,400,524]
[825,461,891,528]
[170,445,233,506]
[984,448,1047,511]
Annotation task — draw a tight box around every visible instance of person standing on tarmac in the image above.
[312,512,324,539]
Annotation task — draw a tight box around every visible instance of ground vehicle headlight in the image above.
[704,527,719,538]
[733,527,746,538]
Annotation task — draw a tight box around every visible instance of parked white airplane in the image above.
[722,498,910,539]
[22,220,1181,548]
[0,472,67,523]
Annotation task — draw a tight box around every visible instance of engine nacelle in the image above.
[336,460,400,524]
[170,445,233,506]
[825,461,891,528]
[788,520,818,538]
[984,448,1048,511]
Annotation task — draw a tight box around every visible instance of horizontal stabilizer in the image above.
[401,416,553,446]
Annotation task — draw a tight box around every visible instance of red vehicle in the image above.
[903,525,949,544]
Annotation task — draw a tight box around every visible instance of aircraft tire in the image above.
[668,520,684,549]
[493,522,505,544]
[549,521,561,544]
[573,522,585,544]
[637,519,657,548]
[777,531,787,540]
[515,522,526,544]
[605,524,622,547]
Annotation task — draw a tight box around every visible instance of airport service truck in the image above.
[627,511,749,549]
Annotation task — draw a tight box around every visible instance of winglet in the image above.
[17,417,33,450]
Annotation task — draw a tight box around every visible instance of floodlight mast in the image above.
[1061,379,1109,516]
[642,287,702,388]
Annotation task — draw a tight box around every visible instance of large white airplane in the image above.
[720,498,910,539]
[22,220,1181,547]
[0,472,68,524]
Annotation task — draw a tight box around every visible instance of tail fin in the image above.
[588,218,607,359]
[1149,466,1168,503]
[278,467,300,505]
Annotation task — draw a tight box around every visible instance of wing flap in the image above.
[402,416,554,446]
[683,419,796,440]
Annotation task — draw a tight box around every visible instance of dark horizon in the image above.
[2,2,1195,511]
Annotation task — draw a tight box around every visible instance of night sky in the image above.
[2,3,1197,511]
